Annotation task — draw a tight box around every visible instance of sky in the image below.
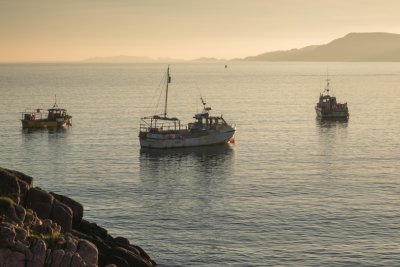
[1,0,400,62]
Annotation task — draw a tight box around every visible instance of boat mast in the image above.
[163,66,171,118]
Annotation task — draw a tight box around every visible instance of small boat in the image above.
[21,96,72,129]
[139,66,236,149]
[315,77,349,120]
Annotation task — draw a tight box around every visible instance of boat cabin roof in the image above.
[194,112,209,119]
[193,112,223,120]
[319,94,337,105]
[48,108,67,112]
[320,93,336,99]
[22,107,67,114]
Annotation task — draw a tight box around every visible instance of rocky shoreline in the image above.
[0,167,157,267]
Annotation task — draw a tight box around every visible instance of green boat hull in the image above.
[21,119,66,128]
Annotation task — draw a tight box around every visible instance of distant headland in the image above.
[61,32,400,63]
[242,32,400,62]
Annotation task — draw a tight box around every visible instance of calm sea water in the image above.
[1,62,400,266]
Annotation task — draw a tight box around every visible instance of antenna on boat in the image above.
[53,94,58,108]
[200,96,211,113]
[200,96,206,110]
[163,65,171,118]
[324,70,330,95]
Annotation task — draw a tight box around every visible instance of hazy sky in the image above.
[1,0,400,62]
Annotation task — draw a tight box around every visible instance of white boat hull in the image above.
[140,129,235,149]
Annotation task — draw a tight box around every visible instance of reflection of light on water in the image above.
[4,63,400,266]
[315,118,349,176]
[137,143,237,241]
[19,127,72,182]
[315,117,349,145]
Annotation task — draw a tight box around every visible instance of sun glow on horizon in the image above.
[1,0,400,62]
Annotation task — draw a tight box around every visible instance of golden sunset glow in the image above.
[1,0,400,62]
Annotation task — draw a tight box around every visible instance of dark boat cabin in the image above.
[317,95,337,110]
[47,108,67,120]
[189,112,227,131]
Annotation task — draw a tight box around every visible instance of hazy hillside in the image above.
[244,32,400,61]
[192,57,227,62]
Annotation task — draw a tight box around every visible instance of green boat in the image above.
[21,97,72,129]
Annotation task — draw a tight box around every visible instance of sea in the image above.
[1,62,399,266]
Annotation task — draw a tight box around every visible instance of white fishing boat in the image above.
[139,66,236,149]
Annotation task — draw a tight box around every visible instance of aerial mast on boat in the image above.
[163,66,171,118]
[53,94,58,108]
[322,71,331,96]
[325,77,330,95]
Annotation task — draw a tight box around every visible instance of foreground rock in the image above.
[0,167,157,267]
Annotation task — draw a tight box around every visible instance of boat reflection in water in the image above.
[21,126,70,147]
[22,126,69,135]
[315,117,349,128]
[140,143,235,161]
[139,143,236,180]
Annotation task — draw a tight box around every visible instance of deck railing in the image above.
[140,119,183,133]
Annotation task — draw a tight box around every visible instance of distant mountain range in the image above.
[192,57,228,62]
[243,32,400,61]
[84,56,227,63]
[82,32,400,63]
